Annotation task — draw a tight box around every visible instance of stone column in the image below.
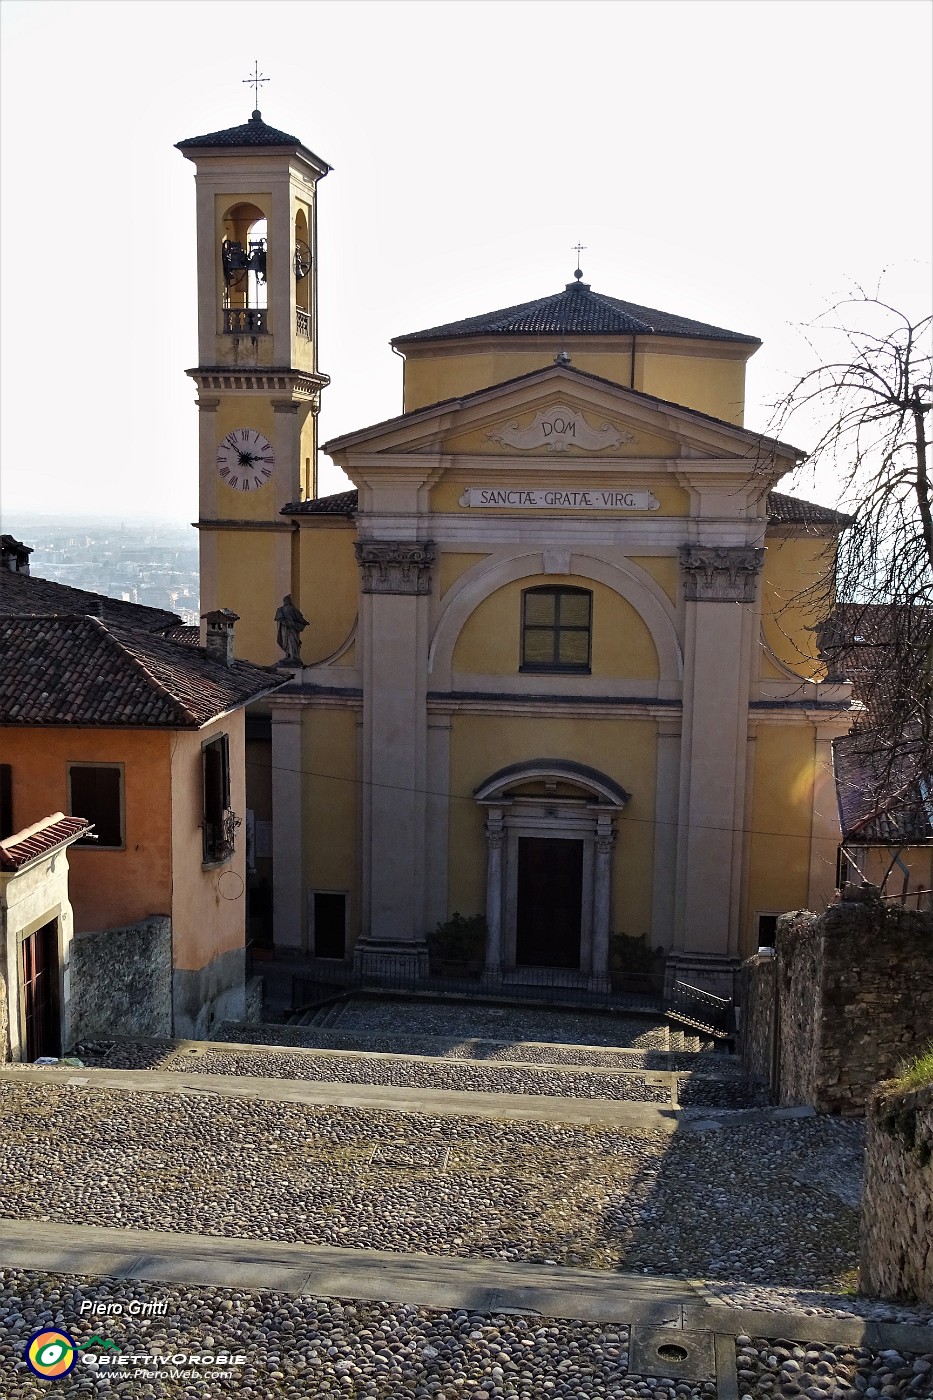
[591,816,616,980]
[354,540,435,980]
[271,705,304,951]
[676,545,763,959]
[484,810,506,975]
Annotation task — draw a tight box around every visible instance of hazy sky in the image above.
[1,0,930,523]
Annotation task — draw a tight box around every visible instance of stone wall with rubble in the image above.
[860,1079,933,1303]
[69,916,173,1044]
[777,890,933,1114]
[0,962,8,1063]
[738,951,776,1085]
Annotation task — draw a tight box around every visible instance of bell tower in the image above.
[177,109,330,664]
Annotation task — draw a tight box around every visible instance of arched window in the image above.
[521,586,592,672]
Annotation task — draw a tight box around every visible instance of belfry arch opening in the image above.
[294,207,311,335]
[221,202,268,333]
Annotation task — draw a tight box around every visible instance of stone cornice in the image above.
[187,367,330,402]
[195,519,294,532]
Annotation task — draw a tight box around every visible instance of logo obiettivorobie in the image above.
[26,1328,78,1379]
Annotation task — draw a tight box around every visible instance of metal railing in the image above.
[287,961,668,1020]
[668,979,733,1034]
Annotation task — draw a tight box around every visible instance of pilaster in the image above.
[271,705,303,949]
[676,544,763,956]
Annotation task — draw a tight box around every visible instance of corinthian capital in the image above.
[679,544,764,603]
[355,540,436,596]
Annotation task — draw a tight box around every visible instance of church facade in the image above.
[178,112,854,994]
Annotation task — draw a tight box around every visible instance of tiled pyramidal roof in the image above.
[176,110,304,150]
[0,615,282,728]
[0,814,91,873]
[393,281,760,346]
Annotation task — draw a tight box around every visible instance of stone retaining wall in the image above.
[737,951,775,1085]
[739,887,933,1114]
[860,1079,933,1303]
[69,916,172,1044]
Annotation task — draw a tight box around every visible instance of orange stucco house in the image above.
[0,550,285,1051]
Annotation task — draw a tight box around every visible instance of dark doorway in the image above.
[313,892,347,959]
[22,920,60,1061]
[516,837,583,968]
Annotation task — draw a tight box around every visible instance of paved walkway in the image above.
[0,1063,812,1132]
[0,1219,929,1357]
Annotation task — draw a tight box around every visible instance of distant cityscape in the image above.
[3,515,200,624]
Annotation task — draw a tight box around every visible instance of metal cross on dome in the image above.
[243,61,269,110]
[572,242,587,279]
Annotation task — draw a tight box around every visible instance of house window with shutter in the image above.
[68,764,124,848]
[202,734,232,863]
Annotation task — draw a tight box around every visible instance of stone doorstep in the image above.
[0,1221,929,1358]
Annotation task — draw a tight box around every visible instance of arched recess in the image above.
[475,758,631,983]
[429,551,682,685]
[221,201,268,332]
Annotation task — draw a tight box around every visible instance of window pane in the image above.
[524,591,556,626]
[523,629,555,665]
[558,629,590,666]
[70,766,122,847]
[558,592,591,627]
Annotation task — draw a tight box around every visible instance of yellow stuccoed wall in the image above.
[402,344,748,424]
[628,555,680,605]
[296,526,358,662]
[301,708,359,938]
[213,529,285,666]
[760,536,834,677]
[746,725,816,948]
[452,576,660,679]
[448,715,658,936]
[439,553,492,597]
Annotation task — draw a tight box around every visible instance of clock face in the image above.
[216,428,275,491]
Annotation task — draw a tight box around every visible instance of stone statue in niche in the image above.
[275,594,308,667]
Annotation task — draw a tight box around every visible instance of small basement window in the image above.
[756,913,779,948]
[68,763,124,848]
[202,734,232,863]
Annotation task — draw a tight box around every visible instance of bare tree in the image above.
[771,293,932,848]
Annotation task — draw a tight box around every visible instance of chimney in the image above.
[85,600,104,618]
[202,608,239,666]
[0,535,32,574]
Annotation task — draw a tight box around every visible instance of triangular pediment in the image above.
[322,365,802,469]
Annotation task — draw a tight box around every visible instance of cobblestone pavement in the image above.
[734,1333,933,1399]
[162,1048,673,1103]
[0,1081,861,1290]
[0,1270,930,1399]
[292,1001,673,1049]
[84,1031,743,1076]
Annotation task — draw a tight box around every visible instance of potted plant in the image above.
[609,932,665,996]
[427,912,487,979]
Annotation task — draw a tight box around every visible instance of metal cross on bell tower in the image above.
[572,242,587,281]
[243,60,269,113]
